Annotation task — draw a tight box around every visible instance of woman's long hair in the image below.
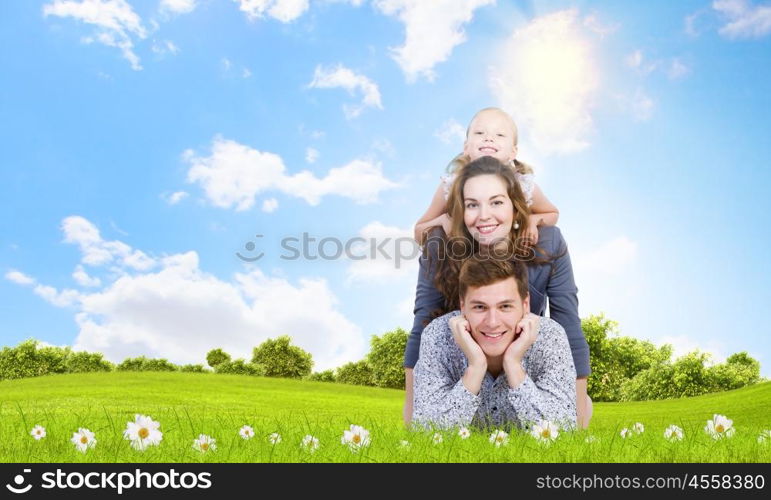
[426,156,539,314]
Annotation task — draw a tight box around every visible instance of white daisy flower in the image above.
[664,425,684,442]
[756,429,771,444]
[30,425,46,440]
[531,420,559,443]
[704,414,735,440]
[192,434,216,453]
[633,422,645,434]
[620,427,632,439]
[71,428,96,453]
[489,429,509,447]
[239,425,254,440]
[341,424,371,451]
[123,414,162,451]
[584,435,598,444]
[301,434,319,453]
[399,440,411,448]
[268,432,282,445]
[457,427,471,439]
[432,432,443,445]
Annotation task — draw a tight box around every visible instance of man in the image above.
[412,255,577,430]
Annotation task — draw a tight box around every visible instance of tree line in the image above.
[0,315,763,401]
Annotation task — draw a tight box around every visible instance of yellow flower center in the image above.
[36,430,41,435]
[541,429,551,438]
[80,436,88,444]
[138,428,149,439]
[201,442,209,451]
[353,434,361,444]
[496,436,503,442]
[716,424,724,433]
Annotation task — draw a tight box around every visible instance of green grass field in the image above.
[1,372,770,463]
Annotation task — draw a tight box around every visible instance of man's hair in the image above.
[458,255,529,301]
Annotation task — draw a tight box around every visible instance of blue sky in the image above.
[2,0,770,374]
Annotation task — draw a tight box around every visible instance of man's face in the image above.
[460,277,529,359]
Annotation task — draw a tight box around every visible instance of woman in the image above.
[403,156,592,427]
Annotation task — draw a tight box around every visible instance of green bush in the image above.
[215,359,265,376]
[251,336,313,379]
[0,340,69,380]
[180,364,208,373]
[306,370,336,382]
[709,352,761,391]
[206,348,231,368]
[367,327,407,389]
[116,356,178,372]
[584,315,672,402]
[336,360,374,386]
[65,351,114,373]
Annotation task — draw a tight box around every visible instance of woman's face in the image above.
[462,174,514,247]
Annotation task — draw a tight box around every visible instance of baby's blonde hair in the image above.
[447,107,534,176]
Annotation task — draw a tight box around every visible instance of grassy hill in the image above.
[1,372,769,462]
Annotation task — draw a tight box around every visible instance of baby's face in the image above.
[463,110,518,163]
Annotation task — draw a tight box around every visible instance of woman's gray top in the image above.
[404,226,590,378]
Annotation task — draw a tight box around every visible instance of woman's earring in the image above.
[513,221,520,230]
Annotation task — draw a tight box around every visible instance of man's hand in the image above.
[450,315,486,369]
[449,315,487,395]
[504,313,540,364]
[503,313,539,389]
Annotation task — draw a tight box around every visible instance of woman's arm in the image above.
[414,183,450,244]
[403,235,446,425]
[541,226,592,428]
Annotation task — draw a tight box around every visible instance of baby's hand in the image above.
[439,213,452,235]
[525,214,540,245]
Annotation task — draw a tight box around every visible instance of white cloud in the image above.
[656,335,728,365]
[160,0,197,15]
[73,264,102,287]
[630,88,654,122]
[34,285,82,307]
[374,0,494,82]
[667,58,690,80]
[574,236,638,277]
[490,9,600,155]
[571,235,642,324]
[164,191,189,205]
[242,68,252,78]
[582,13,619,38]
[434,118,465,146]
[185,137,399,210]
[9,217,366,370]
[624,49,658,75]
[308,64,383,118]
[5,270,35,286]
[371,138,396,157]
[305,147,319,163]
[685,11,709,37]
[262,198,279,213]
[345,221,419,284]
[151,39,179,56]
[43,0,147,70]
[61,215,157,270]
[234,0,310,23]
[713,0,771,38]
